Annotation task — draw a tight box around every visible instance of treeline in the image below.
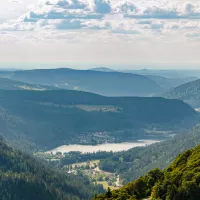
[93,144,200,200]
[0,138,104,200]
[99,124,200,184]
[60,151,114,166]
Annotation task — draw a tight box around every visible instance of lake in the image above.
[47,140,160,154]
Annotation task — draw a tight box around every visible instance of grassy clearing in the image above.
[96,181,117,190]
[71,160,100,168]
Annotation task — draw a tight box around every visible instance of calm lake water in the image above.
[47,140,160,154]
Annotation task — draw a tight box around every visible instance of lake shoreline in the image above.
[46,139,162,154]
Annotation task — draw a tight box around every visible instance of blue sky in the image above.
[1,0,200,69]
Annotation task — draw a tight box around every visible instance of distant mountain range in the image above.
[0,68,197,97]
[90,67,198,90]
[91,68,198,91]
[0,89,195,150]
[124,69,182,78]
[9,68,163,97]
[146,75,197,91]
[89,67,115,72]
[164,79,200,108]
[123,69,200,79]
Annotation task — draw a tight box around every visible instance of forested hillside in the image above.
[2,68,197,94]
[0,90,196,149]
[147,75,197,91]
[89,68,197,90]
[93,143,200,200]
[0,77,54,91]
[0,138,104,200]
[98,124,200,184]
[164,79,200,108]
[10,68,163,96]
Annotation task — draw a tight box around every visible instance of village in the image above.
[36,151,122,190]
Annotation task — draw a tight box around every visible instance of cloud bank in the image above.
[0,0,198,35]
[0,0,200,66]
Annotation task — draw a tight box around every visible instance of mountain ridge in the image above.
[10,68,163,97]
[0,89,196,150]
[164,79,200,108]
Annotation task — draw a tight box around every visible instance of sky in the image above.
[1,0,200,69]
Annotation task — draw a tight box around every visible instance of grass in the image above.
[96,181,117,190]
[71,160,100,168]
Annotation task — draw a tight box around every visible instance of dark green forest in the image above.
[60,151,114,166]
[93,143,200,200]
[0,138,104,200]
[0,90,195,149]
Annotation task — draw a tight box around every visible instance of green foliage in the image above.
[99,124,200,184]
[93,144,200,200]
[60,151,114,166]
[151,145,200,199]
[92,168,164,200]
[0,139,104,200]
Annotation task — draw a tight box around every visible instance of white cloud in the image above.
[21,0,111,22]
[115,1,200,19]
[0,0,200,66]
[0,0,199,34]
[8,0,198,34]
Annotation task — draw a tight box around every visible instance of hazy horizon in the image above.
[0,62,200,71]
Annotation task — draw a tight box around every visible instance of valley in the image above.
[2,0,200,198]
[38,139,160,190]
[0,68,199,199]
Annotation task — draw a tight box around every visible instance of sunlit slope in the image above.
[93,143,200,200]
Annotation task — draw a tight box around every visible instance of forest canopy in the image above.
[93,144,200,200]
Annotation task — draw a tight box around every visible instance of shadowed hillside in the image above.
[0,138,104,200]
[0,90,196,150]
[11,68,163,96]
[164,79,200,108]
